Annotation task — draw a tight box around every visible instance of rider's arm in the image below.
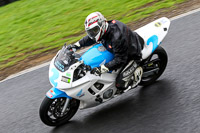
[105,38,128,71]
[79,35,96,47]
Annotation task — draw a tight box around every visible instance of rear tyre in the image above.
[139,46,168,86]
[39,97,80,126]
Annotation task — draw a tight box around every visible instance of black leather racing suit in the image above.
[79,20,144,89]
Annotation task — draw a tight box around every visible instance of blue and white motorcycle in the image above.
[39,17,170,126]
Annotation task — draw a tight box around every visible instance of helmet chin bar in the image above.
[96,28,102,42]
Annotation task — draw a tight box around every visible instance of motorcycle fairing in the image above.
[49,67,59,88]
[49,57,84,89]
[62,72,118,108]
[48,50,118,109]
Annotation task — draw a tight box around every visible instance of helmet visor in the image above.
[86,26,100,39]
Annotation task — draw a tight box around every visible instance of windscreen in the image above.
[54,45,76,72]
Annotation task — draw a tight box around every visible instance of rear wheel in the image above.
[139,46,168,86]
[39,97,80,126]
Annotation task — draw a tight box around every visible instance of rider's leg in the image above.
[115,60,143,90]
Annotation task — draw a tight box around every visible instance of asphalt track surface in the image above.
[1,10,200,133]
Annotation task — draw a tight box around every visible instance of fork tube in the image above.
[61,98,70,114]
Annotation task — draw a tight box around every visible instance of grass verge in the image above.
[0,0,186,71]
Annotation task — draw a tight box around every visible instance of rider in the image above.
[67,12,144,90]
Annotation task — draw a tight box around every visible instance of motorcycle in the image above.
[39,17,170,126]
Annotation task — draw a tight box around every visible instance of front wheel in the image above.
[139,46,168,86]
[39,97,80,126]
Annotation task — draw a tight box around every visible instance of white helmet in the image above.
[84,12,108,42]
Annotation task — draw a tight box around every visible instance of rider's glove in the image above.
[91,65,109,76]
[66,42,80,51]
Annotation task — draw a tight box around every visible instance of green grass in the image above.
[0,0,186,70]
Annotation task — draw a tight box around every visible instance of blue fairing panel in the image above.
[147,35,159,53]
[80,44,114,68]
[46,87,72,99]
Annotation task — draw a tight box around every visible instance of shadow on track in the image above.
[50,79,178,133]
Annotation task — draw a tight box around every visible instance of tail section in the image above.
[135,17,170,59]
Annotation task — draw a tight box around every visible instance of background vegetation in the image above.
[0,0,186,70]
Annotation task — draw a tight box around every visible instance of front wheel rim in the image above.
[47,98,72,123]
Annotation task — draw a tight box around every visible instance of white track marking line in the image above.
[170,8,200,21]
[1,7,200,83]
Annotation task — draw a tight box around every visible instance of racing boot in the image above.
[131,66,143,88]
[115,60,141,93]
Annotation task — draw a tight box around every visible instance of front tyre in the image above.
[139,46,168,86]
[39,97,80,126]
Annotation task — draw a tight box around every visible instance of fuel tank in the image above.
[80,44,114,68]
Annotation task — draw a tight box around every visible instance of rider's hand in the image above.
[91,65,109,76]
[66,42,80,51]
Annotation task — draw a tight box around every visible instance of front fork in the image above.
[61,98,70,115]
